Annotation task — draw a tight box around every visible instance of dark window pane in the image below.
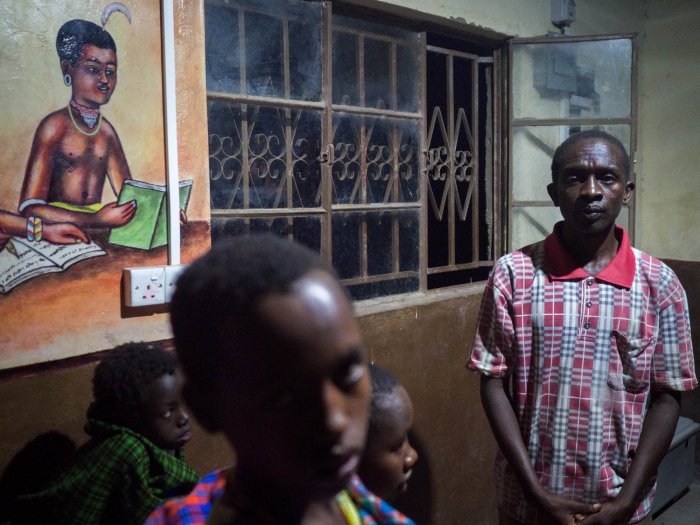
[346,277,420,301]
[332,31,358,106]
[205,0,321,101]
[245,11,284,97]
[364,38,392,110]
[289,20,322,101]
[211,215,321,253]
[205,4,241,93]
[332,210,419,298]
[332,15,420,112]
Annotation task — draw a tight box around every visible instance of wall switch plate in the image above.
[164,264,188,303]
[123,266,166,307]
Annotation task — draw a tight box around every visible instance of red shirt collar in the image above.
[544,222,636,288]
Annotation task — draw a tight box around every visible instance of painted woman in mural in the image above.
[18,16,136,230]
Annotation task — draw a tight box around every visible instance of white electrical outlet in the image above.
[123,266,166,307]
[164,264,189,303]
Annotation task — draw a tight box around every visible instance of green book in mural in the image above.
[108,179,193,250]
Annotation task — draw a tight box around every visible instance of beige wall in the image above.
[381,0,552,36]
[0,289,491,525]
[635,0,700,261]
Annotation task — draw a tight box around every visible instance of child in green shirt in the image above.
[14,342,198,525]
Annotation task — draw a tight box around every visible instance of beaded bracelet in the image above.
[26,216,43,242]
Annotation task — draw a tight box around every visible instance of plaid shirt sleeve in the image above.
[650,266,697,391]
[468,257,516,377]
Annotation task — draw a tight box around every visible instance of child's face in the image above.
[136,371,192,453]
[358,385,418,502]
[219,270,370,499]
[65,44,117,107]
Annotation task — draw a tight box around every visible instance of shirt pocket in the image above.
[607,331,655,393]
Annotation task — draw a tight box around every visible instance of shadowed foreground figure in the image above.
[469,130,697,525]
[147,234,414,525]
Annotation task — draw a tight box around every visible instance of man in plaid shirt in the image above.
[469,130,697,525]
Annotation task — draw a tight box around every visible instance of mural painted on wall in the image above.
[0,1,204,369]
[0,3,191,296]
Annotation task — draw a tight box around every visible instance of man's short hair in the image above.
[170,234,333,425]
[91,342,176,425]
[551,129,631,182]
[367,364,400,434]
[56,19,116,65]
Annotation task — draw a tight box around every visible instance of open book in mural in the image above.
[0,236,106,295]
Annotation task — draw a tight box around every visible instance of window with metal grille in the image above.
[204,0,503,300]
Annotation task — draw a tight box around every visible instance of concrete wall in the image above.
[666,260,700,469]
[635,0,700,261]
[356,290,493,524]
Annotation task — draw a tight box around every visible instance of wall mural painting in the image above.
[0,1,200,369]
[0,2,190,296]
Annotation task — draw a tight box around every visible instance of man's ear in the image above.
[547,182,559,206]
[623,181,635,206]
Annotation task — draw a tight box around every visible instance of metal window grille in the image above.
[205,0,502,299]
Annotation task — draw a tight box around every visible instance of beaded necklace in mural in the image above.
[69,100,103,136]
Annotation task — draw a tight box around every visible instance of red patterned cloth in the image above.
[146,471,415,525]
[469,223,696,524]
[348,475,416,525]
[145,469,226,525]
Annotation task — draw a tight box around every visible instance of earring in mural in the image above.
[64,74,72,86]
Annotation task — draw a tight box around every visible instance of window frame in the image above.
[204,0,510,300]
